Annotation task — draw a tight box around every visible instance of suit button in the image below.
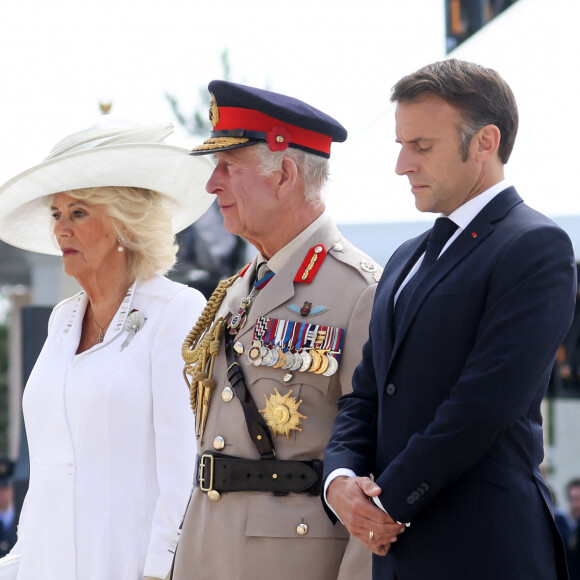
[221,386,234,402]
[386,383,396,395]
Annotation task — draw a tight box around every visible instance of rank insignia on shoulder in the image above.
[287,301,329,318]
[360,259,382,282]
[294,244,327,284]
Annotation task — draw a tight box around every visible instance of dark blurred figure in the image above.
[172,201,247,298]
[566,478,580,579]
[549,484,573,547]
[549,279,580,397]
[0,459,16,557]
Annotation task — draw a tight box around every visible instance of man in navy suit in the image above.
[323,59,576,579]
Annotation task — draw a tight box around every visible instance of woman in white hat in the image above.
[0,120,214,580]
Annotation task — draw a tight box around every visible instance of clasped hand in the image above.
[327,476,406,556]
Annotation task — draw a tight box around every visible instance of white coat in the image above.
[11,276,202,580]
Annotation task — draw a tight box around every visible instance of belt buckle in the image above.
[199,453,215,492]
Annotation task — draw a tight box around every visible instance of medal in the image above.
[323,354,339,376]
[309,349,323,373]
[248,340,263,365]
[228,300,249,334]
[273,348,287,369]
[267,347,280,367]
[260,388,306,439]
[299,351,312,372]
[262,348,274,366]
[282,350,295,369]
[315,350,330,374]
[290,353,303,371]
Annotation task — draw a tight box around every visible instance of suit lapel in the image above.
[367,234,428,384]
[390,187,523,361]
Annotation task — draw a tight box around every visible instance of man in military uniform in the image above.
[172,81,381,580]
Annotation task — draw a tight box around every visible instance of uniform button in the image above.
[222,386,234,402]
[213,436,225,451]
[386,383,396,395]
[296,523,308,536]
[208,490,221,502]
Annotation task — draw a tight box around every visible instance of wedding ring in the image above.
[368,530,374,541]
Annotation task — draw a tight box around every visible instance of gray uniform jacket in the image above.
[172,215,381,580]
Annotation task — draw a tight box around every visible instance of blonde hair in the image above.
[59,186,178,280]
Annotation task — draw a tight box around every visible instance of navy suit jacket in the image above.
[324,188,576,579]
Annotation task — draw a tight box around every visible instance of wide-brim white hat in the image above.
[0,119,215,255]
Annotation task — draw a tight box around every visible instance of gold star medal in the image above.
[260,388,306,438]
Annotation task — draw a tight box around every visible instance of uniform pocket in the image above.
[243,494,349,580]
[245,494,349,539]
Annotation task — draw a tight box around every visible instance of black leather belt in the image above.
[196,451,323,496]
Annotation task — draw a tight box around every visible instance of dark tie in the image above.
[394,217,458,331]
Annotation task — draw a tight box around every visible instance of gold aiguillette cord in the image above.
[182,274,238,443]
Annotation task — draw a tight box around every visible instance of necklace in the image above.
[88,281,135,344]
[92,311,113,343]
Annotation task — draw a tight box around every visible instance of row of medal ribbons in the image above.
[236,316,345,376]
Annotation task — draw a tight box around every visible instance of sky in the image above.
[0,0,578,226]
[0,0,444,225]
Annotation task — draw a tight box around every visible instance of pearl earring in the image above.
[117,238,124,252]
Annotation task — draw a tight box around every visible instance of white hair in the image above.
[249,143,329,208]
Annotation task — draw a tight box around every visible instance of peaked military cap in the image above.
[190,80,347,159]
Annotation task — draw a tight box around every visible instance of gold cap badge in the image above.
[209,93,219,128]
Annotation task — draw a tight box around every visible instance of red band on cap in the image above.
[216,107,332,155]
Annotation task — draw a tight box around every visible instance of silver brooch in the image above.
[121,309,146,351]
